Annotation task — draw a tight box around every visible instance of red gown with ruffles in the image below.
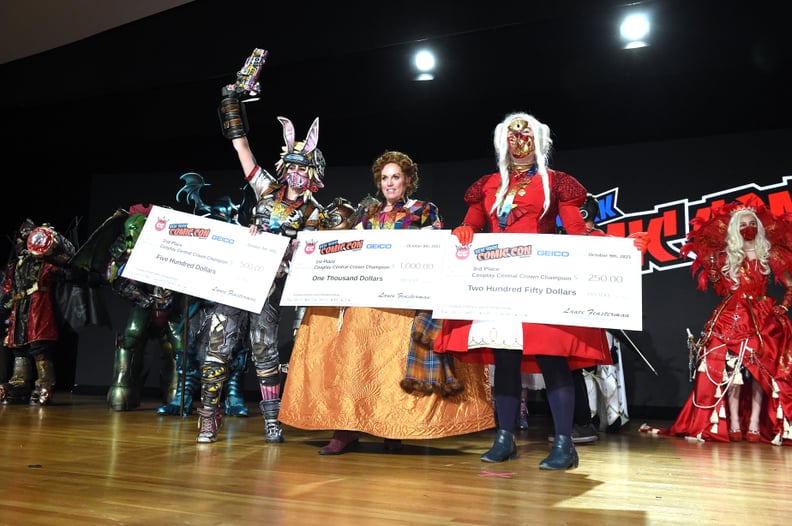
[666,261,792,443]
[434,168,611,372]
[665,199,792,444]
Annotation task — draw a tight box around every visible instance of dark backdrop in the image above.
[51,126,789,417]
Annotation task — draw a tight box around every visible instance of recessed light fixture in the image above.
[413,49,436,81]
[620,12,650,49]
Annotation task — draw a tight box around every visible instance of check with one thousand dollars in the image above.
[432,232,643,331]
[121,205,290,313]
[281,229,447,309]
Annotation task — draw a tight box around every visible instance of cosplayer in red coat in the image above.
[434,112,618,470]
[437,168,611,372]
[1,221,75,405]
[435,112,647,470]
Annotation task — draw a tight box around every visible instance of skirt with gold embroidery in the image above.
[279,306,495,439]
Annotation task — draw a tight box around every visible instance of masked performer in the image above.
[104,205,184,411]
[157,174,253,417]
[0,221,75,405]
[666,199,792,444]
[434,113,619,470]
[196,87,323,443]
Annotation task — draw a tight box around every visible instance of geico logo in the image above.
[536,250,569,257]
[211,235,235,244]
[365,244,392,249]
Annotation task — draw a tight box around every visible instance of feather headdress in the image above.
[681,197,792,291]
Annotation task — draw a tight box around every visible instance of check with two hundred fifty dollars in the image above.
[281,230,642,330]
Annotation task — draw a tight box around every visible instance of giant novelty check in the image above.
[121,205,289,313]
[281,229,447,309]
[432,233,643,330]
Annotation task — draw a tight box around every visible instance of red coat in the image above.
[3,255,61,347]
[434,168,611,372]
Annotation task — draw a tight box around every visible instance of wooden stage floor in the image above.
[1,393,789,525]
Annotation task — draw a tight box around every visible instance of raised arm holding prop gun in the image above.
[195,48,325,444]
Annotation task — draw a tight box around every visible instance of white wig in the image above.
[491,112,553,217]
[723,209,771,286]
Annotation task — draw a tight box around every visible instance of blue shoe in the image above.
[481,430,517,462]
[540,434,579,470]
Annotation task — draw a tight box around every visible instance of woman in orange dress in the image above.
[279,151,494,454]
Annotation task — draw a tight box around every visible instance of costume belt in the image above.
[11,283,46,301]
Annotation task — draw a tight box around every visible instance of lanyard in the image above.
[497,167,537,229]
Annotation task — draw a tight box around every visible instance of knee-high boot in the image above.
[159,339,177,405]
[107,344,144,411]
[157,365,199,416]
[0,355,33,404]
[30,354,55,406]
[157,342,200,416]
[224,348,249,416]
[540,434,579,470]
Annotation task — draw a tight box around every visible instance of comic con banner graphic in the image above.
[586,175,792,274]
[122,205,289,313]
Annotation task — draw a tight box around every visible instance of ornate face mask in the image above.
[507,119,535,160]
[285,164,311,192]
[740,225,758,241]
[27,226,57,257]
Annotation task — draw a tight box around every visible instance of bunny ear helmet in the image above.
[301,117,319,155]
[274,116,325,188]
[278,116,296,153]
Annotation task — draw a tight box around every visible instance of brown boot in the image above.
[0,356,33,404]
[30,355,56,406]
[319,430,360,455]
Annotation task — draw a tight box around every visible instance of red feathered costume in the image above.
[666,198,792,445]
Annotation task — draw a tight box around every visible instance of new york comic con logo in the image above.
[585,175,792,275]
[471,244,533,261]
[304,238,365,255]
[167,221,211,239]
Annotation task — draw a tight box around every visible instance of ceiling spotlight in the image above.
[620,12,650,49]
[413,49,436,81]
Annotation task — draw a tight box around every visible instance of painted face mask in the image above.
[740,225,758,241]
[507,119,535,160]
[285,165,311,192]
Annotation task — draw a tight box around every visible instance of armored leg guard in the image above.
[0,355,33,404]
[107,345,144,411]
[30,354,56,406]
[260,399,284,443]
[199,359,227,409]
[196,407,222,443]
[224,348,249,416]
